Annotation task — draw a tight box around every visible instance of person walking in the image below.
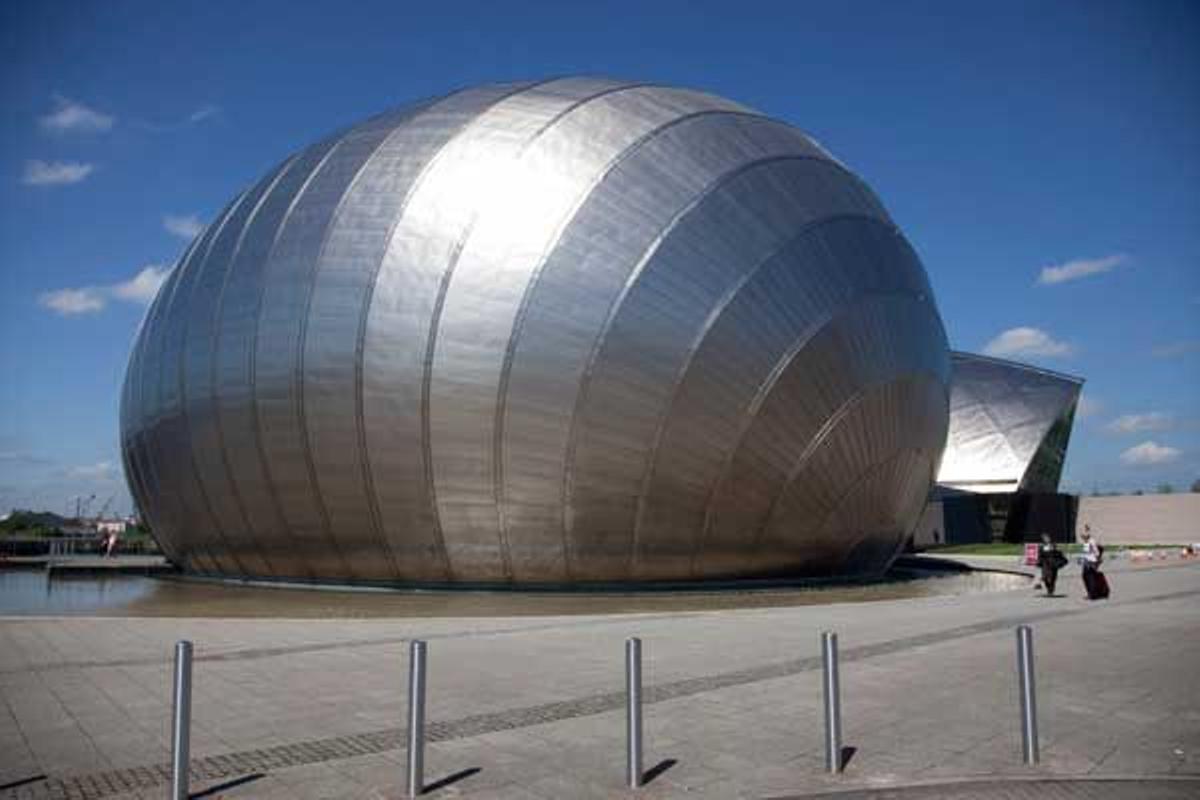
[1079,526,1108,600]
[1036,533,1066,597]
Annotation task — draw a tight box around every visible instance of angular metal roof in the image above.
[936,352,1083,494]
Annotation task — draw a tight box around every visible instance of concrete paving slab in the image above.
[0,559,1197,798]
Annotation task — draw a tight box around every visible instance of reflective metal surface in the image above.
[406,640,427,796]
[1016,625,1039,765]
[821,630,843,774]
[171,640,193,800]
[625,637,644,788]
[937,353,1083,494]
[120,78,951,584]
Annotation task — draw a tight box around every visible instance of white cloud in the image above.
[110,265,171,303]
[189,105,220,123]
[982,327,1074,358]
[39,264,172,316]
[1106,412,1173,435]
[1075,394,1101,420]
[1119,441,1182,466]
[39,287,106,315]
[1036,253,1126,286]
[1151,340,1200,359]
[67,461,117,480]
[163,214,204,239]
[39,95,115,133]
[22,160,94,186]
[135,105,221,132]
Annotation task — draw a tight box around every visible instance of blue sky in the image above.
[1,0,1197,516]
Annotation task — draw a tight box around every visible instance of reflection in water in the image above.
[0,567,1029,619]
[1,571,156,615]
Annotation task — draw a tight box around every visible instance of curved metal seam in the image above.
[559,152,863,580]
[772,379,944,573]
[248,136,348,581]
[121,281,161,534]
[352,82,540,583]
[759,370,942,550]
[123,251,185,549]
[295,101,441,581]
[176,190,253,575]
[690,282,931,575]
[419,78,643,583]
[807,447,929,575]
[147,216,231,572]
[492,106,771,581]
[133,243,195,560]
[152,227,228,571]
[394,77,566,582]
[207,154,301,577]
[124,384,157,544]
[752,348,946,556]
[627,210,895,576]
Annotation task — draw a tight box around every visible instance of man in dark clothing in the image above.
[1036,533,1066,597]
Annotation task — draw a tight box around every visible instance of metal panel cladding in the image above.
[937,352,1083,495]
[120,78,952,585]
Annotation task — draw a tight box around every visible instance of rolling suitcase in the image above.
[1091,570,1110,600]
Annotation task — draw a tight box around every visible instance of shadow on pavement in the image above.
[191,772,265,798]
[644,758,677,785]
[0,775,46,792]
[423,766,481,793]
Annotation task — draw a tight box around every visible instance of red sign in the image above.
[1024,543,1039,566]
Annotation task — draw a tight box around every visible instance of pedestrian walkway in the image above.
[783,778,1200,799]
[1,558,1197,798]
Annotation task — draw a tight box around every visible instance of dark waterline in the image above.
[0,567,1028,618]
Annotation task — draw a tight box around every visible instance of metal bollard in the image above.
[406,640,428,796]
[821,631,842,774]
[1016,625,1039,764]
[170,640,193,800]
[626,637,644,789]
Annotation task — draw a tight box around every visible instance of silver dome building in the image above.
[120,78,951,585]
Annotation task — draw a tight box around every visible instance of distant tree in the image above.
[1191,479,1200,493]
[1134,489,1144,496]
[1157,483,1174,494]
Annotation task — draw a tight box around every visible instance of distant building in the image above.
[913,352,1083,547]
[97,520,128,535]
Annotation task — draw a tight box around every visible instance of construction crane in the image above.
[94,495,115,522]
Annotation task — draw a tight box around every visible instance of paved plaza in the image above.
[1,557,1198,799]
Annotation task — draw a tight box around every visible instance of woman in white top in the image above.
[1079,525,1106,599]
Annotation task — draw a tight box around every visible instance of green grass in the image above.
[926,543,1039,555]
